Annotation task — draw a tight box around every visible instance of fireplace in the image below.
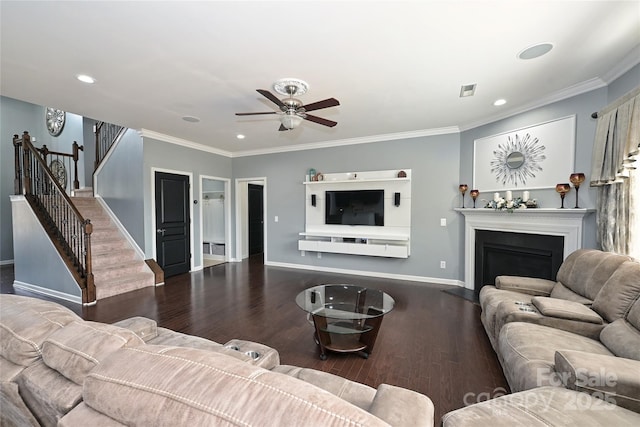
[474,230,564,293]
[457,208,594,291]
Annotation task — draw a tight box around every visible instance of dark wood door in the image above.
[248,183,264,255]
[155,172,190,277]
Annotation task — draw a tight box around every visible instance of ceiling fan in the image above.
[236,78,339,131]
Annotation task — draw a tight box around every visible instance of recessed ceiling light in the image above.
[517,43,553,60]
[459,84,477,97]
[182,116,200,123]
[494,99,507,106]
[76,74,96,84]
[236,134,245,139]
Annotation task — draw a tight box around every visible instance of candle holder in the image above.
[569,173,585,208]
[470,189,480,208]
[459,184,468,208]
[555,183,571,208]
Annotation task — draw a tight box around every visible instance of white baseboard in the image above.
[264,261,465,287]
[0,259,14,266]
[13,281,82,305]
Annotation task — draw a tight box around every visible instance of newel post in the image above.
[13,134,22,195]
[20,131,33,195]
[72,141,83,190]
[83,219,96,304]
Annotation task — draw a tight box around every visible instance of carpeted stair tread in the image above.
[94,271,155,300]
[67,194,156,300]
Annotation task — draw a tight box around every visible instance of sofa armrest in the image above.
[369,384,434,427]
[554,350,640,413]
[531,297,603,324]
[495,276,556,296]
[111,317,158,342]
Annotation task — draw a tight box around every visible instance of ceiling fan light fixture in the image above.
[280,113,303,130]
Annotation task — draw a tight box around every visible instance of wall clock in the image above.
[50,159,67,189]
[45,107,66,136]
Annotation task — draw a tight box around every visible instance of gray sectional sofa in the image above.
[0,294,434,426]
[443,249,640,426]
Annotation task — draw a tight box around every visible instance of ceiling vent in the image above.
[460,84,477,98]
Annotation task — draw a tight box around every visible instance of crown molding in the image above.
[600,46,640,84]
[231,126,460,158]
[140,129,234,158]
[458,77,607,132]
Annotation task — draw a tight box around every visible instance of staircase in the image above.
[72,189,155,300]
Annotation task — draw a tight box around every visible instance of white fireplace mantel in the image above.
[455,208,595,290]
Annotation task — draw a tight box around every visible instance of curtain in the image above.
[590,87,640,256]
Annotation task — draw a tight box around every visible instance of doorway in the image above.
[234,178,267,261]
[201,176,230,268]
[248,183,264,255]
[154,171,191,277]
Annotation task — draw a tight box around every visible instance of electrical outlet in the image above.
[440,261,446,269]
[317,252,322,259]
[274,216,279,222]
[440,218,446,227]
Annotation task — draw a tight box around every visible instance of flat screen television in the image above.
[325,190,384,226]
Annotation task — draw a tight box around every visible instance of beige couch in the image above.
[0,294,434,427]
[442,249,640,426]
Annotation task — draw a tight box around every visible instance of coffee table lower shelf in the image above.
[312,316,383,360]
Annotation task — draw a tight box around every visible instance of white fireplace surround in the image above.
[456,208,595,290]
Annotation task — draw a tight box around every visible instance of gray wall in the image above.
[607,63,640,103]
[143,137,233,268]
[96,128,145,247]
[0,97,87,263]
[232,133,463,283]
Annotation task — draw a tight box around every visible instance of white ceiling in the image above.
[1,1,639,156]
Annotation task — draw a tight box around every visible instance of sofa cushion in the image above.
[599,319,640,360]
[369,384,434,427]
[549,282,593,305]
[0,295,80,367]
[441,386,640,427]
[554,350,640,413]
[58,402,124,426]
[591,260,640,323]
[144,327,223,351]
[494,276,556,296]
[0,356,25,382]
[0,381,40,427]
[272,365,377,411]
[15,360,83,426]
[555,249,631,301]
[111,316,158,342]
[82,345,390,427]
[531,297,603,324]
[42,321,144,385]
[498,322,613,392]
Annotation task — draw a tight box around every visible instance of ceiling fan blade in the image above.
[302,98,340,112]
[235,112,277,116]
[304,114,337,127]
[257,89,286,109]
[278,123,288,131]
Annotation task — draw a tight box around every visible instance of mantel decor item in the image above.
[473,115,576,192]
[555,183,571,208]
[569,173,586,208]
[484,194,524,213]
[470,189,480,208]
[397,170,407,178]
[459,184,468,208]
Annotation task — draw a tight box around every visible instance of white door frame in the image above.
[199,175,231,266]
[234,177,267,262]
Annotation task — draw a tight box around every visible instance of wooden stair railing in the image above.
[37,141,84,191]
[95,121,124,170]
[13,131,96,304]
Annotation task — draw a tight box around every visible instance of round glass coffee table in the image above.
[295,284,395,360]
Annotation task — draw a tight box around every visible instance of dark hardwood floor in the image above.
[1,256,508,422]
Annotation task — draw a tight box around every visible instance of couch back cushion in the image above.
[42,321,144,385]
[600,297,640,360]
[83,345,389,427]
[0,295,81,367]
[556,249,631,301]
[592,260,640,322]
